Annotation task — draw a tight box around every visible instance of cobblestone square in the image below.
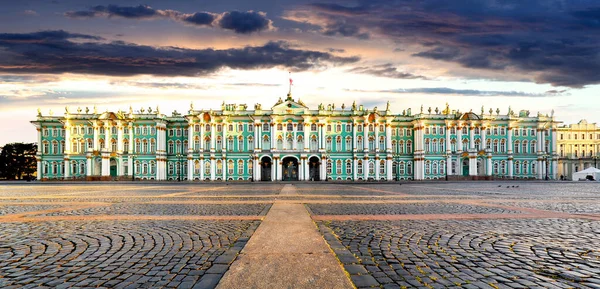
[0,181,599,288]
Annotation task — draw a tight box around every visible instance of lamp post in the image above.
[544,154,549,181]
[444,153,449,181]
[324,153,329,181]
[131,154,136,181]
[593,155,598,169]
[393,153,400,181]
[176,153,182,181]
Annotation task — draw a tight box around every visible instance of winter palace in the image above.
[31,93,561,181]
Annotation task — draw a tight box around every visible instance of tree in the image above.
[0,143,37,180]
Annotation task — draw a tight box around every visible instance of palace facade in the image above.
[557,120,600,179]
[31,94,560,181]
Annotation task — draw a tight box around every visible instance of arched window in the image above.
[142,139,148,153]
[79,162,85,175]
[195,124,200,132]
[176,140,182,154]
[357,160,363,175]
[357,124,363,132]
[474,139,481,151]
[204,161,211,176]
[368,160,375,175]
[326,137,332,151]
[194,160,200,174]
[248,159,253,176]
[379,160,385,175]
[327,159,332,174]
[433,162,438,175]
[277,123,283,131]
[52,141,58,154]
[311,123,317,131]
[194,137,200,151]
[450,139,456,152]
[462,139,469,150]
[123,140,129,153]
[439,138,445,152]
[336,136,342,152]
[399,140,405,154]
[87,139,93,151]
[310,135,317,151]
[205,124,211,132]
[227,160,234,175]
[142,162,148,175]
[399,161,406,175]
[216,160,223,175]
[406,140,412,153]
[493,162,499,174]
[141,161,147,175]
[531,162,536,175]
[425,139,430,153]
[327,124,332,132]
[432,139,438,153]
[204,136,211,151]
[248,136,254,151]
[263,123,270,131]
[486,139,491,150]
[238,124,243,131]
[514,141,520,153]
[530,141,536,154]
[522,141,528,154]
[336,124,342,132]
[277,137,283,150]
[336,160,342,175]
[369,124,374,132]
[238,160,244,175]
[425,161,431,175]
[514,161,521,174]
[216,136,222,151]
[392,140,398,153]
[346,161,352,174]
[263,135,270,150]
[227,136,234,150]
[379,136,385,151]
[368,137,375,151]
[287,135,293,149]
[500,139,506,153]
[287,123,293,131]
[238,136,244,151]
[440,160,445,175]
[493,140,499,152]
[523,161,529,174]
[501,161,506,174]
[357,136,363,149]
[297,135,304,150]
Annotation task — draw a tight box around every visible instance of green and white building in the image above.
[31,93,560,181]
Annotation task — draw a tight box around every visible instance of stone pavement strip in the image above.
[217,184,354,289]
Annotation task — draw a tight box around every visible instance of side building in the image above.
[31,95,560,181]
[557,120,600,179]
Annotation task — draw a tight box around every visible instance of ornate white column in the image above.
[63,158,70,179]
[374,123,379,152]
[104,121,111,151]
[223,122,228,152]
[129,123,134,153]
[386,157,392,181]
[254,123,259,150]
[456,125,463,152]
[86,153,92,177]
[363,125,368,151]
[271,123,276,150]
[303,123,309,151]
[318,124,324,150]
[507,126,513,154]
[93,123,99,151]
[552,127,558,179]
[210,158,216,180]
[117,123,123,152]
[363,157,369,180]
[200,157,205,180]
[188,123,194,152]
[210,124,216,152]
[36,159,42,179]
[64,121,71,154]
[222,158,227,180]
[481,126,487,151]
[353,158,358,180]
[199,122,205,151]
[299,157,304,180]
[469,125,474,150]
[271,156,277,181]
[375,157,380,179]
[304,158,309,181]
[277,158,282,181]
[187,157,193,181]
[469,154,477,176]
[385,124,392,153]
[293,124,297,150]
[352,123,357,151]
[486,154,492,176]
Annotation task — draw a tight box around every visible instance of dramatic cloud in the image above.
[218,11,272,34]
[347,63,426,79]
[284,0,600,87]
[347,87,565,97]
[0,30,359,77]
[65,5,273,34]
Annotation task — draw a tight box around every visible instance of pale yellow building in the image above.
[557,120,600,179]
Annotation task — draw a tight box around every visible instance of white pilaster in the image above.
[385,124,392,153]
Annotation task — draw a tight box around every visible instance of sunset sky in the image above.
[2,0,600,145]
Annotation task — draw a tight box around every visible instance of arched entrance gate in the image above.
[261,156,272,181]
[282,157,298,181]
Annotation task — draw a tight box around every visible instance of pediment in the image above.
[271,96,309,115]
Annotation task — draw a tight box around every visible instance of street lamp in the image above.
[593,155,599,169]
[131,154,136,181]
[444,153,449,181]
[176,153,182,181]
[393,153,400,181]
[323,153,329,181]
[544,154,550,181]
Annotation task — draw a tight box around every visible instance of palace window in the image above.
[425,161,431,175]
[228,160,234,175]
[399,161,405,175]
[287,123,293,132]
[380,160,385,175]
[486,139,491,150]
[150,139,156,153]
[176,140,182,154]
[346,124,351,132]
[100,127,105,134]
[501,161,506,174]
[500,140,506,152]
[216,160,223,175]
[277,137,283,150]
[216,137,222,151]
[327,124,331,132]
[205,124,211,132]
[530,141,536,154]
[277,123,283,131]
[336,160,342,175]
[532,162,536,175]
[425,139,430,153]
[263,136,270,150]
[379,136,385,151]
[368,160,375,175]
[514,161,521,174]
[345,137,352,151]
[514,141,520,153]
[440,138,445,152]
[346,161,352,174]
[493,140,499,153]
[379,125,384,132]
[357,161,363,175]
[205,137,211,151]
[227,136,234,150]
[368,137,375,151]
[326,137,332,151]
[248,136,254,151]
[229,124,234,131]
[248,159,253,176]
[238,124,243,131]
[440,161,445,175]
[357,125,363,132]
[327,159,332,174]
[310,135,317,151]
[297,136,303,150]
[287,135,293,150]
[399,140,405,154]
[432,162,438,175]
[311,124,317,131]
[248,124,254,132]
[406,140,412,153]
[238,160,244,175]
[168,141,174,154]
[493,162,499,175]
[523,161,529,174]
[263,123,270,131]
[238,136,244,151]
[369,124,374,132]
[217,125,222,132]
[205,161,211,176]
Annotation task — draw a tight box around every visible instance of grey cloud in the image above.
[65,5,273,34]
[348,87,565,97]
[0,31,359,77]
[347,63,426,79]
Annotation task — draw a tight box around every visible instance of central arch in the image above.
[462,158,469,176]
[309,156,320,181]
[260,156,272,181]
[282,156,299,181]
[109,158,118,177]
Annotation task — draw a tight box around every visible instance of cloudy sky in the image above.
[2,0,600,145]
